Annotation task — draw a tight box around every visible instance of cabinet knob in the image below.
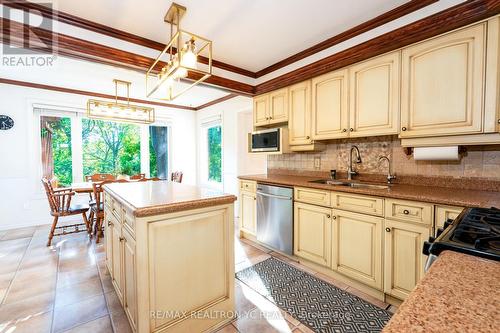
[403,209,410,215]
[401,127,407,131]
[107,221,112,227]
[332,215,337,220]
[306,136,310,140]
[342,128,347,132]
[498,119,500,124]
[269,116,273,120]
[119,237,125,242]
[349,128,354,132]
[326,214,331,219]
[385,227,391,232]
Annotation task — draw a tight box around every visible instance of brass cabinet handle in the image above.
[342,128,347,132]
[332,215,337,220]
[385,227,391,232]
[306,136,310,139]
[349,128,354,132]
[498,119,500,124]
[403,209,410,215]
[402,127,407,131]
[326,214,331,219]
[119,237,125,242]
[107,221,112,227]
[269,116,273,120]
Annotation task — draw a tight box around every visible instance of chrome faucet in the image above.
[379,155,396,184]
[347,146,362,180]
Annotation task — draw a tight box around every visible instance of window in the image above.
[149,125,170,179]
[81,119,141,177]
[207,125,222,183]
[40,115,73,187]
[38,109,171,186]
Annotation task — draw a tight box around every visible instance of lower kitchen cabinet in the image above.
[111,218,124,303]
[384,219,430,300]
[294,202,332,267]
[331,210,383,290]
[239,190,256,235]
[123,228,137,330]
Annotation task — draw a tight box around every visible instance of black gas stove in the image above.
[423,207,500,270]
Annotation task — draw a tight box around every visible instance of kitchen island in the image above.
[103,180,237,333]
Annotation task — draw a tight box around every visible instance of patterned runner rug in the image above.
[236,257,392,333]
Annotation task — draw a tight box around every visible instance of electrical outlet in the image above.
[314,156,321,169]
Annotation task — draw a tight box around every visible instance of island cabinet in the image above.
[103,181,236,333]
[238,180,257,236]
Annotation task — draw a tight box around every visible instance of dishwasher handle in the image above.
[256,191,292,200]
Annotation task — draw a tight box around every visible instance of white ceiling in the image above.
[55,0,409,72]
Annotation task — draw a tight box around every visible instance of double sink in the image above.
[309,179,390,190]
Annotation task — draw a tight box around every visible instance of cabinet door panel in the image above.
[349,52,400,137]
[332,210,383,290]
[253,95,269,127]
[401,24,486,137]
[289,81,312,145]
[384,220,430,300]
[294,202,332,267]
[123,229,137,329]
[311,70,349,140]
[111,224,124,303]
[240,191,256,235]
[105,214,114,276]
[269,88,288,124]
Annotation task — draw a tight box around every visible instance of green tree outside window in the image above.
[207,125,222,183]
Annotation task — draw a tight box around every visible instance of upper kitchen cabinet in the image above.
[252,88,288,128]
[400,23,486,138]
[289,80,313,145]
[349,51,400,137]
[311,69,349,140]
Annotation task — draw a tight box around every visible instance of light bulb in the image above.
[180,39,197,69]
[175,67,188,78]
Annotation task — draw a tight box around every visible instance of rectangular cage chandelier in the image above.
[146,2,213,101]
[87,79,155,124]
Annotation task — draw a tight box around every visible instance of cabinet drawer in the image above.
[104,192,112,208]
[110,198,122,221]
[385,199,433,225]
[331,192,383,216]
[123,208,135,236]
[240,180,256,193]
[294,187,331,207]
[435,205,463,229]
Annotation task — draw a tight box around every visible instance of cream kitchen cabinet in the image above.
[288,80,312,145]
[253,88,288,127]
[239,189,256,236]
[384,219,430,300]
[111,215,125,303]
[123,227,137,330]
[331,209,383,290]
[435,205,463,232]
[349,51,400,137]
[400,23,486,138]
[294,202,332,267]
[311,69,349,140]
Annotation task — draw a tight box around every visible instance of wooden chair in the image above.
[41,178,91,246]
[85,173,116,182]
[171,171,183,183]
[130,173,145,180]
[91,179,128,242]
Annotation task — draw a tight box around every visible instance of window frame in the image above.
[199,118,223,190]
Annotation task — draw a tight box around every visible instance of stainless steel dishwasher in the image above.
[256,184,293,255]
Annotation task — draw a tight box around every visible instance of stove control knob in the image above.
[436,228,445,237]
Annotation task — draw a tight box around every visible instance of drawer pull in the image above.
[332,215,337,220]
[119,237,125,242]
[349,128,354,132]
[402,127,407,131]
[403,209,410,215]
[107,221,112,227]
[326,214,331,219]
[306,136,310,140]
[342,128,347,132]
[385,227,391,232]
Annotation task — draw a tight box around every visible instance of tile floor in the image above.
[0,224,397,333]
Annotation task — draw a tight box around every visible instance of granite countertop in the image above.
[383,251,500,333]
[104,180,237,217]
[238,174,500,208]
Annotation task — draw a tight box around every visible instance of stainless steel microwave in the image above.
[249,128,281,152]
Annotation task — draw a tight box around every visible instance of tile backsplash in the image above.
[267,136,500,179]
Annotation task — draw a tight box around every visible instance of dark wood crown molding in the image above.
[0,77,197,110]
[254,0,438,77]
[1,0,257,78]
[255,0,500,95]
[0,17,255,96]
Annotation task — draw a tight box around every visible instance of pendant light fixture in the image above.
[87,79,155,124]
[146,2,212,101]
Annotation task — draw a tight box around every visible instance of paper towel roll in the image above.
[413,146,460,161]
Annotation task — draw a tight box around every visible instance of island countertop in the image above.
[104,180,237,217]
[382,251,500,333]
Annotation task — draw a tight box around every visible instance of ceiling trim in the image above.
[254,0,438,77]
[255,0,500,94]
[195,93,238,110]
[0,77,197,110]
[0,17,255,96]
[2,0,257,78]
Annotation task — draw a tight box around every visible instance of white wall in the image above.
[0,59,197,230]
[236,110,267,176]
